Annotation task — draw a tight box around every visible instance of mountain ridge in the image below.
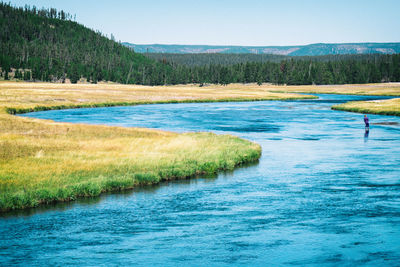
[123,42,400,56]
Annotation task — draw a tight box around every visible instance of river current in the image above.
[1,94,400,266]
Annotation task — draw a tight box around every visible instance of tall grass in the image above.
[2,81,398,212]
[267,82,400,96]
[332,98,400,116]
[0,117,261,211]
[2,82,289,212]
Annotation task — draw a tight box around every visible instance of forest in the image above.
[145,53,394,66]
[1,2,400,86]
[163,55,400,85]
[0,2,172,85]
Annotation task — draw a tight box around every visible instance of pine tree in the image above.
[23,71,31,81]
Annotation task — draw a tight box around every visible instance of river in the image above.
[1,94,400,266]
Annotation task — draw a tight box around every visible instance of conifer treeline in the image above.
[1,2,399,86]
[163,55,400,85]
[146,52,396,66]
[0,2,172,84]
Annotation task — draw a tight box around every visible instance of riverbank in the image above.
[0,82,316,114]
[2,92,399,265]
[0,116,261,211]
[1,82,317,212]
[265,82,400,96]
[203,83,400,116]
[263,82,400,116]
[1,81,399,212]
[332,98,400,116]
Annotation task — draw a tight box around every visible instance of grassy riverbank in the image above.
[2,81,399,211]
[263,82,400,115]
[0,82,316,114]
[1,81,318,212]
[332,98,400,116]
[0,118,261,211]
[266,82,400,96]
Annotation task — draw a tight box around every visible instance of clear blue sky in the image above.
[8,0,400,46]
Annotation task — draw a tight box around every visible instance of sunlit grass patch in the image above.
[332,98,400,116]
[2,81,397,212]
[265,82,400,96]
[0,82,272,212]
[0,117,261,211]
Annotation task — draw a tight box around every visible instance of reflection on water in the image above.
[364,128,370,142]
[1,94,400,266]
[0,196,103,219]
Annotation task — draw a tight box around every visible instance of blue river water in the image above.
[1,94,400,266]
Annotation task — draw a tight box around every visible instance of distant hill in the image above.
[123,42,400,56]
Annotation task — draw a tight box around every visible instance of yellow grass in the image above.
[0,81,315,112]
[1,81,319,212]
[1,81,398,211]
[332,98,400,116]
[259,82,400,116]
[265,82,400,96]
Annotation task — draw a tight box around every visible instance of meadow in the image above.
[268,82,400,116]
[1,81,399,212]
[266,82,400,96]
[0,82,315,114]
[0,82,317,212]
[332,98,400,116]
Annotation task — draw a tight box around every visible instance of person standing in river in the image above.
[364,114,370,131]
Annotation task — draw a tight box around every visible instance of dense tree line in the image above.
[146,53,400,85]
[146,53,288,66]
[146,52,396,66]
[1,3,399,86]
[0,2,172,85]
[164,55,400,85]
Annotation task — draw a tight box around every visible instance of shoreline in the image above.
[5,95,317,115]
[1,82,400,213]
[0,113,262,212]
[2,82,312,212]
[332,98,400,116]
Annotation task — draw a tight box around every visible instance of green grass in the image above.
[0,128,261,212]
